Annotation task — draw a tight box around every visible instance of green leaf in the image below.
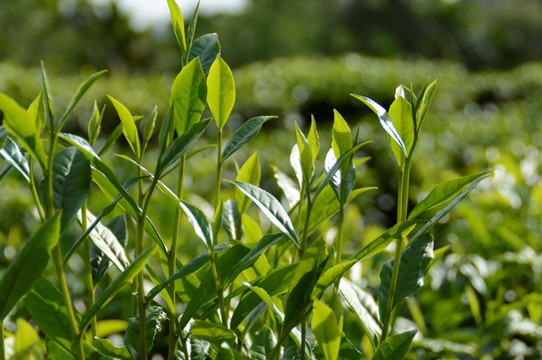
[0,93,47,170]
[290,144,303,188]
[339,279,381,349]
[0,213,60,319]
[372,330,417,360]
[189,33,221,75]
[273,166,300,210]
[158,104,175,153]
[186,0,200,50]
[223,233,285,287]
[124,306,167,360]
[190,320,236,347]
[207,56,235,129]
[81,210,129,274]
[312,299,341,360]
[158,118,211,175]
[0,164,12,183]
[351,94,407,157]
[25,276,77,356]
[108,95,141,158]
[248,327,276,360]
[415,79,438,132]
[0,136,30,182]
[331,109,352,158]
[388,94,414,161]
[93,338,131,360]
[222,116,275,161]
[170,57,207,136]
[58,70,107,131]
[98,124,122,156]
[235,152,261,214]
[308,115,320,164]
[223,199,242,239]
[14,318,40,355]
[167,0,187,55]
[408,169,493,221]
[142,106,158,151]
[378,234,434,321]
[295,122,314,184]
[80,245,157,332]
[242,214,263,243]
[324,148,356,204]
[87,101,102,146]
[352,221,416,262]
[145,252,209,303]
[48,147,91,229]
[179,200,214,251]
[26,91,45,133]
[231,181,300,248]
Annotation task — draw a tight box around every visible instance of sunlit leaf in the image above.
[0,136,30,182]
[167,0,187,55]
[372,330,417,360]
[108,95,140,158]
[207,56,235,129]
[312,299,341,360]
[179,200,214,251]
[235,152,261,214]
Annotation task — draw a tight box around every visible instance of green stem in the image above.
[300,318,307,360]
[167,156,186,360]
[0,321,5,360]
[136,165,148,359]
[82,204,97,341]
[29,161,45,221]
[214,128,223,208]
[380,159,411,341]
[300,190,312,257]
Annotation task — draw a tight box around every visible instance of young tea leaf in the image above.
[167,0,187,55]
[308,115,320,164]
[388,94,414,163]
[331,109,352,158]
[312,299,341,360]
[372,329,417,360]
[170,57,207,136]
[222,116,275,161]
[235,152,261,214]
[207,56,235,129]
[108,95,141,158]
[0,136,30,182]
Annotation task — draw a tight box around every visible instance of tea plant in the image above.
[0,1,492,359]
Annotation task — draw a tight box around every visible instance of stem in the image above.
[300,318,307,360]
[300,190,312,257]
[82,204,97,341]
[167,156,186,360]
[214,128,223,208]
[0,322,5,360]
[29,161,45,221]
[136,165,148,359]
[380,159,411,341]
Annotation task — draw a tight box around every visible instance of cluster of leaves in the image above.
[0,2,495,360]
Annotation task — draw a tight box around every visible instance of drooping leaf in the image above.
[190,320,236,347]
[312,299,341,360]
[231,181,299,248]
[378,234,434,321]
[235,152,261,214]
[223,233,285,286]
[223,199,242,240]
[158,118,211,175]
[124,306,167,360]
[58,70,107,131]
[108,95,141,158]
[408,169,493,221]
[81,211,130,275]
[388,94,414,162]
[48,147,91,229]
[80,245,157,332]
[179,200,214,251]
[351,94,407,157]
[207,56,235,129]
[170,57,207,136]
[189,33,221,75]
[167,0,187,55]
[0,136,30,182]
[339,279,381,349]
[0,213,60,319]
[25,276,77,356]
[372,329,417,360]
[222,116,275,161]
[0,93,47,170]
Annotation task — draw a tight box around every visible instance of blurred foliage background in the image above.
[1,0,542,358]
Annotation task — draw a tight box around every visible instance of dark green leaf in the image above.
[170,57,207,136]
[0,213,60,319]
[124,306,167,360]
[158,118,211,175]
[189,33,221,75]
[324,148,356,204]
[223,199,242,240]
[90,215,128,284]
[248,327,276,360]
[408,169,493,221]
[372,330,417,360]
[231,181,299,247]
[49,147,91,229]
[378,234,434,321]
[80,245,157,332]
[0,136,30,182]
[222,116,275,161]
[190,320,236,347]
[179,200,214,251]
[352,221,416,262]
[58,70,107,131]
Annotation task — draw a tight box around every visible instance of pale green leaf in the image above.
[108,95,140,158]
[331,109,352,157]
[167,0,187,55]
[312,299,341,360]
[236,152,261,214]
[207,56,235,129]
